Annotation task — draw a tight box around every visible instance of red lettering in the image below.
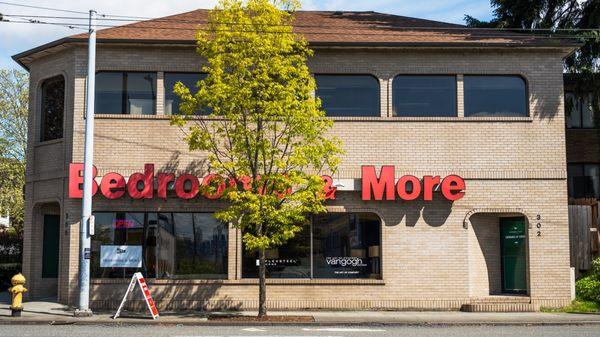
[441,175,466,201]
[127,164,154,199]
[237,176,252,191]
[396,175,421,201]
[68,163,98,198]
[362,166,395,200]
[202,174,234,199]
[322,175,336,200]
[175,174,199,199]
[100,172,126,199]
[423,176,441,201]
[157,173,175,199]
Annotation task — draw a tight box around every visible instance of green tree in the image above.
[0,69,28,233]
[466,1,600,120]
[172,0,342,317]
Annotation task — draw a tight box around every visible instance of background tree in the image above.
[172,0,342,317]
[0,69,28,233]
[465,0,600,121]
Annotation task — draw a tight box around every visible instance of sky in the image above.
[0,0,494,70]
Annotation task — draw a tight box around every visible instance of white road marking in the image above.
[242,328,267,332]
[303,327,386,332]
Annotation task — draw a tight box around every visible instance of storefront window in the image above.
[242,224,311,278]
[392,75,457,117]
[312,213,381,279]
[164,72,208,115]
[315,75,380,117]
[91,212,227,279]
[464,76,528,117]
[95,72,157,115]
[241,212,382,279]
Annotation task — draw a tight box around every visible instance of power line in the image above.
[0,1,88,15]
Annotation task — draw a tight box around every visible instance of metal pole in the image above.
[75,9,96,317]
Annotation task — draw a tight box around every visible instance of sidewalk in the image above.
[1,294,600,326]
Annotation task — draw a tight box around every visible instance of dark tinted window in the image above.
[312,213,381,279]
[565,92,595,128]
[164,73,208,115]
[464,76,527,117]
[568,164,600,199]
[91,212,227,279]
[315,75,380,117]
[242,224,311,278]
[40,75,65,141]
[392,75,456,117]
[95,72,156,115]
[241,212,381,279]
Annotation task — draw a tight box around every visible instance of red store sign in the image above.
[68,163,465,202]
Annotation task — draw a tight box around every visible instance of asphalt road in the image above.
[0,324,599,337]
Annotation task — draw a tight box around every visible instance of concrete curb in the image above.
[1,318,600,327]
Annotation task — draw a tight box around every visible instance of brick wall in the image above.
[22,44,572,310]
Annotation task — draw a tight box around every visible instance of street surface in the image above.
[0,324,599,337]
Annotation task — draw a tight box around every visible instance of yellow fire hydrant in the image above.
[8,273,27,317]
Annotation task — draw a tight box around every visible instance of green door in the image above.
[500,217,527,294]
[42,214,60,278]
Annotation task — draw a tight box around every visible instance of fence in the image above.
[569,200,600,277]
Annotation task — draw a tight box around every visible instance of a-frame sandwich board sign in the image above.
[113,272,159,320]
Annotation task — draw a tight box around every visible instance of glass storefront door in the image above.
[500,217,527,294]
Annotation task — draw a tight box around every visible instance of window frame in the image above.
[94,71,158,115]
[463,74,530,118]
[565,91,596,129]
[241,211,383,280]
[314,73,381,118]
[567,162,600,199]
[39,74,65,143]
[90,211,228,280]
[391,74,458,117]
[163,72,209,115]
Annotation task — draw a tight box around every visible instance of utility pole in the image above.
[74,9,96,318]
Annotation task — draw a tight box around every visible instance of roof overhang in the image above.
[12,37,583,71]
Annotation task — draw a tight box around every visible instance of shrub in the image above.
[576,257,600,303]
[0,263,22,291]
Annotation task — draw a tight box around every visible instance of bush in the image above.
[576,275,600,302]
[0,263,22,291]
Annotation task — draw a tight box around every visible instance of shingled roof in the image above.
[13,9,581,68]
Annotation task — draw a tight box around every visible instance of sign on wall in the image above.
[68,163,465,202]
[100,245,142,268]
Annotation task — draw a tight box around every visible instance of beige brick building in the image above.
[13,10,580,312]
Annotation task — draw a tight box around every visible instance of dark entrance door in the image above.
[42,214,60,278]
[500,217,527,294]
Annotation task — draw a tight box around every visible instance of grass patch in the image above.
[541,300,600,313]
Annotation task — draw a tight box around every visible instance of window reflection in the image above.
[40,75,65,141]
[392,75,457,117]
[91,212,227,279]
[164,73,208,115]
[315,75,380,117]
[464,76,527,117]
[95,72,156,115]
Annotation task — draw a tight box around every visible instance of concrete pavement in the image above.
[1,293,600,326]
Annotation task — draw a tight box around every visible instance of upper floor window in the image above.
[40,75,65,142]
[95,72,156,115]
[315,75,380,117]
[164,72,208,115]
[565,91,595,128]
[568,163,600,199]
[464,76,528,117]
[392,75,457,117]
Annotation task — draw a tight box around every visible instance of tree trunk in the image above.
[258,247,267,318]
